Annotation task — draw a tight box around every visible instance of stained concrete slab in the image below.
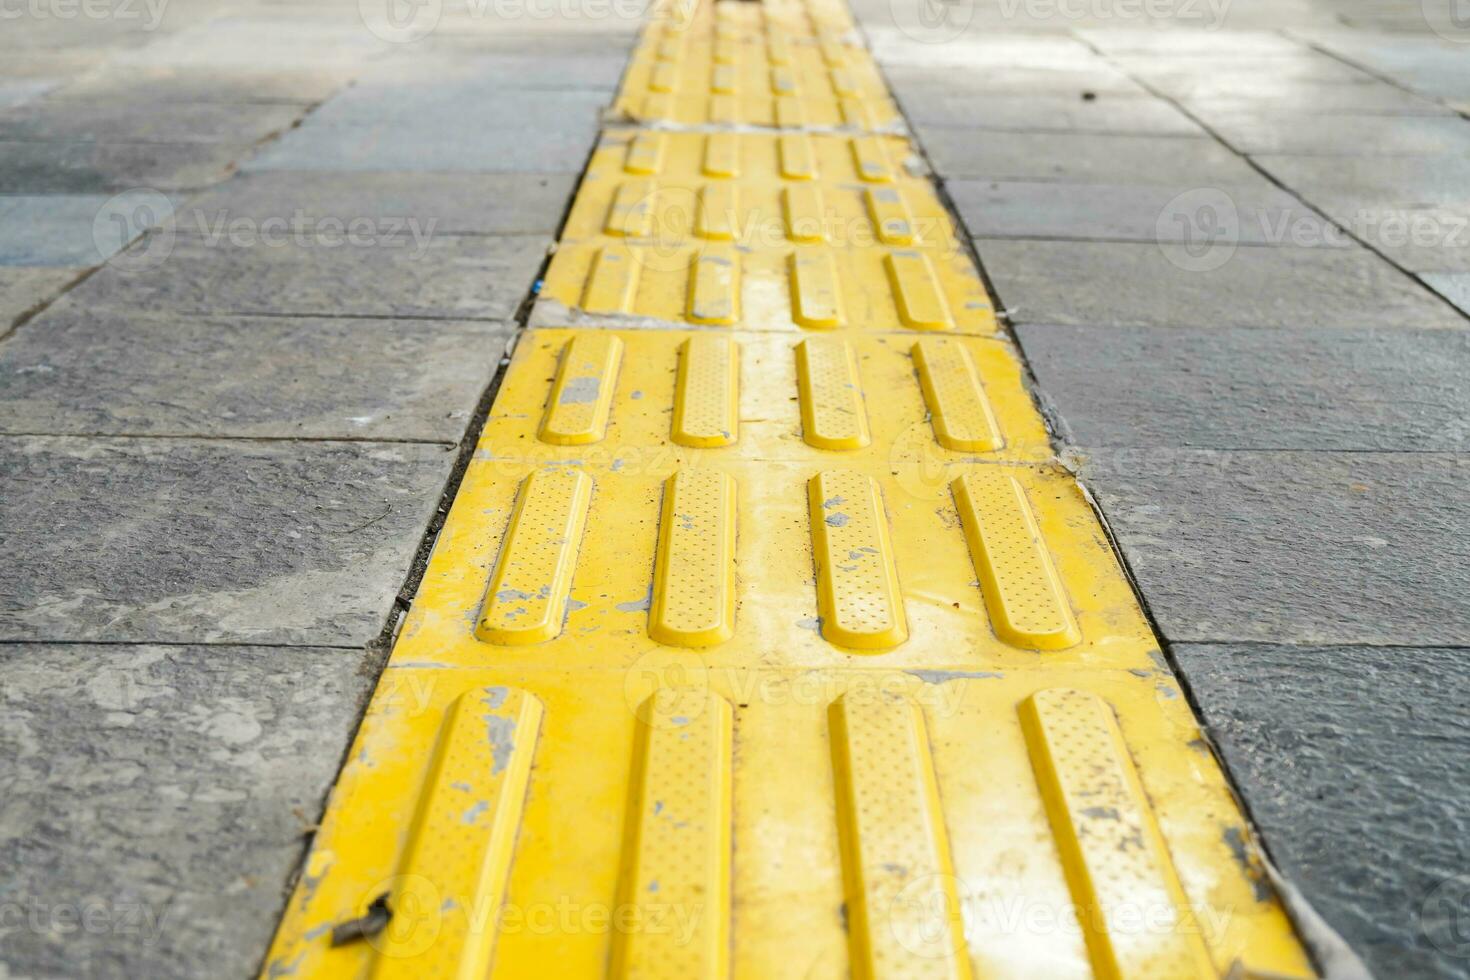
[0,101,306,145]
[1201,110,1470,155]
[977,239,1465,328]
[180,171,579,236]
[0,140,251,193]
[0,643,377,979]
[1174,643,1470,979]
[0,268,80,328]
[950,179,1333,244]
[66,233,549,320]
[1017,324,1470,450]
[0,192,176,266]
[918,129,1268,185]
[1076,450,1470,645]
[895,90,1201,135]
[0,308,509,440]
[0,436,454,645]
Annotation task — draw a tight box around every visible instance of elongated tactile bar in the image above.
[476,469,592,645]
[371,687,543,977]
[264,0,1317,976]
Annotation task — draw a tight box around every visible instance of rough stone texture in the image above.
[0,139,251,193]
[181,171,579,236]
[0,436,454,645]
[0,192,175,266]
[977,239,1465,328]
[1018,324,1470,451]
[950,179,1332,244]
[0,308,509,440]
[0,100,305,145]
[0,643,377,979]
[0,268,80,328]
[66,232,549,319]
[1175,643,1470,979]
[897,91,1201,134]
[919,129,1269,184]
[1076,450,1470,645]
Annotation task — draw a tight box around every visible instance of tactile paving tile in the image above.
[563,131,953,249]
[262,667,1314,979]
[482,328,1050,466]
[264,0,1319,973]
[535,241,997,334]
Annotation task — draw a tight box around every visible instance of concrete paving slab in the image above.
[1077,449,1470,645]
[0,268,81,328]
[1174,642,1470,979]
[950,179,1332,244]
[180,171,578,236]
[896,90,1201,134]
[246,118,598,175]
[880,64,1150,97]
[1201,110,1470,155]
[0,140,251,193]
[0,192,176,267]
[303,81,609,131]
[1424,272,1470,314]
[49,66,358,105]
[0,101,305,145]
[918,129,1268,184]
[0,643,377,980]
[1285,198,1470,274]
[0,436,453,645]
[0,309,509,440]
[1079,28,1309,55]
[977,239,1465,328]
[67,233,549,320]
[1252,153,1470,209]
[358,51,630,91]
[1017,323,1470,450]
[1181,82,1454,115]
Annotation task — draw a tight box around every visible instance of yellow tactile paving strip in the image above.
[262,1,1317,977]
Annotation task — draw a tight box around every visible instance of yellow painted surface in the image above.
[263,0,1317,975]
[482,328,1048,466]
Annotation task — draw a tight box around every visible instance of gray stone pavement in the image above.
[850,0,1470,975]
[0,1,635,975]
